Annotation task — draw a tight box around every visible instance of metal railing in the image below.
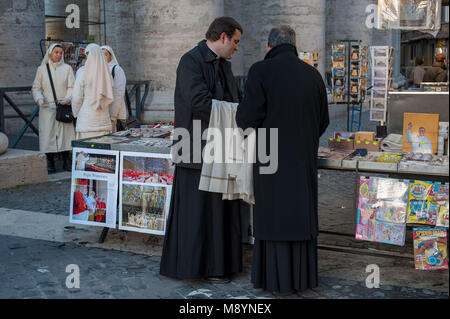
[0,81,149,148]
[0,87,39,148]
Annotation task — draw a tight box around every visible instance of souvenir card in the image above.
[370,109,386,122]
[373,67,388,79]
[435,183,449,228]
[374,221,406,246]
[413,227,448,270]
[119,152,174,235]
[332,61,345,69]
[70,148,120,228]
[371,98,387,110]
[407,180,438,225]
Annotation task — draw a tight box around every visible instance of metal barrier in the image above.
[0,81,150,147]
[0,87,39,148]
[125,81,150,127]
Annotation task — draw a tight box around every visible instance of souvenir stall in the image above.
[323,36,449,270]
[325,1,448,269]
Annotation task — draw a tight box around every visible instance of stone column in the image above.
[0,0,45,135]
[0,0,45,87]
[260,0,327,78]
[103,0,135,80]
[326,0,375,75]
[88,0,102,44]
[133,0,225,122]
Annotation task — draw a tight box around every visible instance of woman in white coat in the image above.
[32,43,76,173]
[101,45,127,132]
[72,43,114,139]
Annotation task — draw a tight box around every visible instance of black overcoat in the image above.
[173,40,241,170]
[236,44,330,241]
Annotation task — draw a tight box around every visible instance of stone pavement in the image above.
[0,107,448,299]
[1,234,448,299]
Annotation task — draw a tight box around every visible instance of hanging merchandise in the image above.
[435,183,449,228]
[331,44,346,103]
[331,42,368,104]
[406,180,438,225]
[413,227,448,270]
[299,52,319,69]
[355,176,408,246]
[377,0,442,31]
[370,46,394,122]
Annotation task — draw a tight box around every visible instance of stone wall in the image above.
[325,0,402,83]
[0,0,45,87]
[0,0,45,137]
[1,0,405,131]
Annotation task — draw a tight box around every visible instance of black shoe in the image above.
[62,151,72,171]
[47,159,56,173]
[46,153,56,174]
[62,159,71,171]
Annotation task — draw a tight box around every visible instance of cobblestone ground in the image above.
[1,235,448,299]
[1,108,448,299]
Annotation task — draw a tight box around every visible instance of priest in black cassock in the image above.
[236,26,330,293]
[160,17,244,281]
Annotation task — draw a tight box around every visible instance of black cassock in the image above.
[160,40,243,279]
[236,44,330,292]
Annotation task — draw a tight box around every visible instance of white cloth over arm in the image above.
[198,99,255,204]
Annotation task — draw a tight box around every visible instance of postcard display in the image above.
[61,42,87,72]
[356,175,448,270]
[70,148,120,228]
[299,51,319,68]
[70,125,174,235]
[331,43,368,104]
[370,46,394,122]
[119,152,174,235]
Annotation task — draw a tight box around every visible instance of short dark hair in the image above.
[268,25,296,48]
[417,58,423,65]
[205,17,243,41]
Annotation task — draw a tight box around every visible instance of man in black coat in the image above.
[236,26,330,293]
[160,17,244,281]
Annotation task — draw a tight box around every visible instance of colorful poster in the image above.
[122,154,174,185]
[406,180,438,225]
[355,176,408,246]
[413,227,448,270]
[374,222,406,246]
[70,148,120,228]
[435,183,449,228]
[119,152,173,235]
[402,113,439,154]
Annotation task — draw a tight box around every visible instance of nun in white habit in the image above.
[72,43,114,139]
[101,45,127,132]
[32,43,76,172]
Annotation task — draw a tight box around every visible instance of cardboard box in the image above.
[355,131,376,142]
[354,139,381,152]
[328,137,355,150]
